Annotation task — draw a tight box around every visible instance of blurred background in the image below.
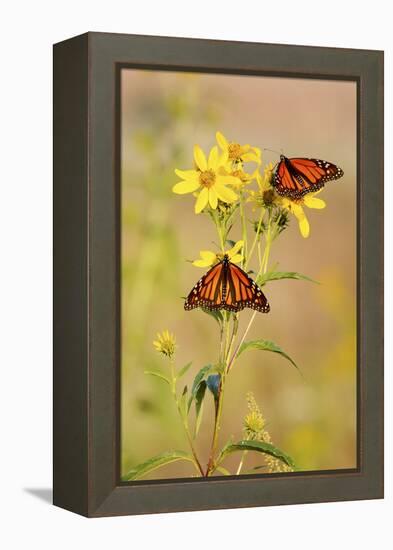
[120,69,357,480]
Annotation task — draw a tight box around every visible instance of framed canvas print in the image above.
[53,32,384,517]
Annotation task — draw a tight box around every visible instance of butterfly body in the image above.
[185,255,270,313]
[273,155,344,199]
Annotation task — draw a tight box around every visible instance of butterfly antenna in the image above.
[263,147,281,156]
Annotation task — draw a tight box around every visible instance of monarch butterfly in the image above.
[273,155,344,199]
[185,255,270,313]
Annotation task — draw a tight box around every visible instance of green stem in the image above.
[224,311,232,361]
[226,211,273,375]
[225,314,239,367]
[219,317,225,366]
[206,314,231,477]
[245,207,264,270]
[239,191,248,267]
[262,219,272,273]
[233,212,276,474]
[213,210,225,253]
[170,360,204,476]
[206,371,226,476]
[236,449,249,475]
[257,239,262,266]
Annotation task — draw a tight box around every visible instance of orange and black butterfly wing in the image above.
[274,156,343,199]
[185,259,270,313]
[184,262,224,311]
[224,262,270,313]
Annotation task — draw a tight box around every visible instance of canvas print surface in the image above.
[120,69,357,481]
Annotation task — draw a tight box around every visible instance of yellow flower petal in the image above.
[215,184,238,203]
[193,249,217,267]
[172,180,200,194]
[242,151,261,163]
[299,215,310,238]
[174,169,200,181]
[290,202,305,221]
[194,145,207,171]
[227,240,244,258]
[256,170,271,191]
[216,131,228,151]
[208,146,219,171]
[230,254,243,264]
[193,258,213,267]
[216,174,242,186]
[218,149,229,167]
[208,187,218,209]
[303,196,326,209]
[281,197,290,210]
[195,187,209,213]
[200,250,217,262]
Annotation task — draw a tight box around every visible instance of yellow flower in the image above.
[153,330,176,358]
[173,145,241,214]
[227,168,254,189]
[243,392,265,439]
[216,131,261,165]
[192,240,244,268]
[281,191,326,238]
[247,163,277,208]
[244,411,265,436]
[258,162,274,191]
[243,393,293,472]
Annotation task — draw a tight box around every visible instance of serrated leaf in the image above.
[257,271,319,287]
[201,308,224,325]
[122,450,195,481]
[217,440,295,469]
[144,370,170,385]
[194,380,207,437]
[236,339,300,372]
[177,361,192,379]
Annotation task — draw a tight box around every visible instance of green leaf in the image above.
[201,308,224,325]
[226,239,236,248]
[144,370,170,385]
[194,380,207,437]
[206,374,221,403]
[188,364,213,413]
[217,440,295,469]
[177,361,192,379]
[257,271,319,287]
[122,450,195,481]
[190,365,212,398]
[236,339,300,372]
[179,385,188,418]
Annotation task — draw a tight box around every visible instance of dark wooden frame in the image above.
[53,32,384,517]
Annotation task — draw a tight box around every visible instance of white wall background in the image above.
[0,1,391,548]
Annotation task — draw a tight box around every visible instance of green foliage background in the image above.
[121,70,357,479]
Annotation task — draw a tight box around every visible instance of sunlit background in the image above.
[121,69,357,480]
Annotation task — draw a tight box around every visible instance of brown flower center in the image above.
[262,189,276,206]
[199,169,216,188]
